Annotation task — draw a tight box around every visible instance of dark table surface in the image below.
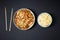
[0,0,60,40]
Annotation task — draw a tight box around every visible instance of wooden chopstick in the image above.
[9,8,13,31]
[5,7,8,31]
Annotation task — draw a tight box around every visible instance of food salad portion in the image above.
[13,8,35,30]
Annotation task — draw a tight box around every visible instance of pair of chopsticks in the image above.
[5,8,13,31]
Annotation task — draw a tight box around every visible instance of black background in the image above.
[0,0,60,40]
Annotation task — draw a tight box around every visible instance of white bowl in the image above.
[13,8,35,30]
[37,12,52,28]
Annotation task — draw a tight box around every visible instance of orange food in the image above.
[14,8,34,30]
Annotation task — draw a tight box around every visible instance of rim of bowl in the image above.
[13,8,35,30]
[37,12,53,28]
